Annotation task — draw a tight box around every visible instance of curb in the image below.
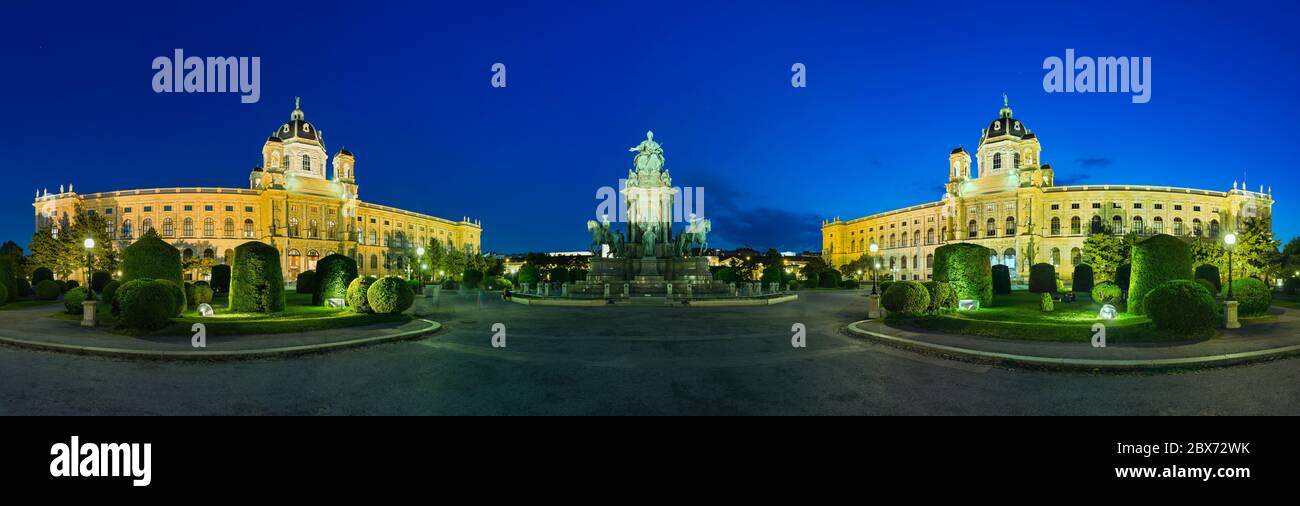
[0,319,442,361]
[846,320,1300,371]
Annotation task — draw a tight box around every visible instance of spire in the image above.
[999,93,1014,118]
[291,96,305,121]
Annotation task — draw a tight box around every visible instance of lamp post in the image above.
[1224,233,1237,300]
[416,246,426,283]
[82,238,95,298]
[869,243,879,294]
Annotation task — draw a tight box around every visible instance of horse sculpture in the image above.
[676,218,711,257]
[587,220,621,257]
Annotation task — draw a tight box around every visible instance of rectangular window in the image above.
[163,205,172,212]
[1193,206,1201,212]
[245,206,254,213]
[1111,203,1121,209]
[225,206,234,212]
[124,207,132,213]
[183,205,192,211]
[143,206,153,212]
[1133,203,1142,209]
[1071,203,1080,210]
[104,208,113,214]
[1050,204,1060,210]
[1154,204,1164,210]
[1174,205,1183,211]
[205,205,214,212]
[1091,203,1101,209]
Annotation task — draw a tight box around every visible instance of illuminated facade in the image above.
[33,99,482,281]
[822,98,1274,281]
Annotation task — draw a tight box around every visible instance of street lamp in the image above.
[869,243,879,294]
[416,246,426,283]
[82,238,95,298]
[1224,232,1237,300]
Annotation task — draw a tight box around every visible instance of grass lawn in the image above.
[1273,294,1300,310]
[886,291,1208,343]
[51,292,410,336]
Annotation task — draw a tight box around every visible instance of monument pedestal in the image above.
[867,294,882,319]
[1224,300,1241,329]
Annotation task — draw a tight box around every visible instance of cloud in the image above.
[687,175,821,251]
[1054,173,1090,185]
[1075,157,1113,168]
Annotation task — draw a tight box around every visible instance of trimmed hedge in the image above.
[155,280,185,316]
[63,286,89,314]
[229,241,285,313]
[121,231,184,312]
[210,264,231,294]
[933,243,993,307]
[1128,235,1192,315]
[1072,264,1094,293]
[922,280,955,313]
[1223,278,1271,316]
[35,279,62,300]
[1028,263,1057,294]
[346,276,376,313]
[367,275,415,314]
[881,280,930,315]
[116,279,176,331]
[295,270,317,294]
[0,257,16,304]
[1091,281,1122,305]
[102,280,121,316]
[1115,264,1132,292]
[312,254,358,306]
[90,271,112,293]
[991,264,1012,294]
[1144,279,1217,336]
[1195,278,1218,298]
[819,269,842,288]
[1194,264,1221,294]
[190,284,214,306]
[878,280,894,295]
[31,266,54,284]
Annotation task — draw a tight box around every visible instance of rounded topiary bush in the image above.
[991,264,1012,295]
[312,254,358,306]
[347,276,376,313]
[210,264,231,294]
[34,279,62,300]
[90,271,112,293]
[295,270,317,295]
[1029,263,1057,294]
[922,280,954,313]
[933,243,993,307]
[102,280,121,315]
[65,280,79,291]
[1072,264,1094,293]
[1128,235,1192,315]
[31,266,54,285]
[229,241,285,313]
[1091,281,1122,306]
[881,281,930,315]
[367,275,415,314]
[190,284,214,306]
[1194,264,1221,294]
[1223,278,1271,316]
[878,280,894,295]
[121,230,184,308]
[1144,279,1217,336]
[63,286,89,314]
[0,257,17,304]
[155,279,185,316]
[116,279,176,331]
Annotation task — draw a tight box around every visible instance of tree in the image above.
[0,241,25,281]
[66,209,118,274]
[1081,232,1128,282]
[1232,217,1281,284]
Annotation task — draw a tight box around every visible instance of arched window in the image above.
[307,250,320,271]
[986,218,997,237]
[302,154,311,173]
[328,221,337,240]
[940,227,947,243]
[1111,215,1123,235]
[183,248,194,260]
[989,251,1000,266]
[203,248,214,259]
[1173,217,1184,235]
[204,218,214,237]
[1050,217,1061,236]
[1003,248,1017,272]
[1071,247,1082,266]
[993,153,1002,170]
[1192,218,1203,237]
[287,249,301,276]
[1152,216,1164,234]
[900,256,907,269]
[926,228,935,245]
[1091,216,1103,234]
[289,218,300,237]
[243,219,254,238]
[889,233,896,248]
[122,220,133,240]
[163,218,174,237]
[1132,216,1144,235]
[105,220,115,238]
[926,254,933,268]
[1071,216,1081,235]
[1005,216,1016,236]
[370,255,379,270]
[889,257,896,270]
[142,218,153,235]
[369,229,377,246]
[1051,247,1061,266]
[1013,152,1021,168]
[183,217,194,237]
[308,219,319,239]
[968,220,978,238]
[913,255,918,269]
[224,218,235,237]
[900,232,908,248]
[1209,219,1220,238]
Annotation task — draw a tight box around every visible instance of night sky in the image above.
[1,0,1296,254]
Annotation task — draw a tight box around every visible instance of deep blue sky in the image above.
[1,0,1296,254]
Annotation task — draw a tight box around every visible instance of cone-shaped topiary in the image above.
[881,281,931,315]
[1029,263,1057,293]
[121,228,184,311]
[229,241,285,313]
[313,254,358,306]
[991,264,1012,294]
[295,270,317,294]
[347,276,376,313]
[367,275,415,314]
[90,271,112,293]
[1128,234,1192,315]
[1072,264,1094,293]
[933,243,993,306]
[1194,264,1221,294]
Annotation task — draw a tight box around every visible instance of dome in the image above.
[271,97,320,143]
[982,95,1030,142]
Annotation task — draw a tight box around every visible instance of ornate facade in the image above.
[33,99,482,282]
[822,98,1274,281]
